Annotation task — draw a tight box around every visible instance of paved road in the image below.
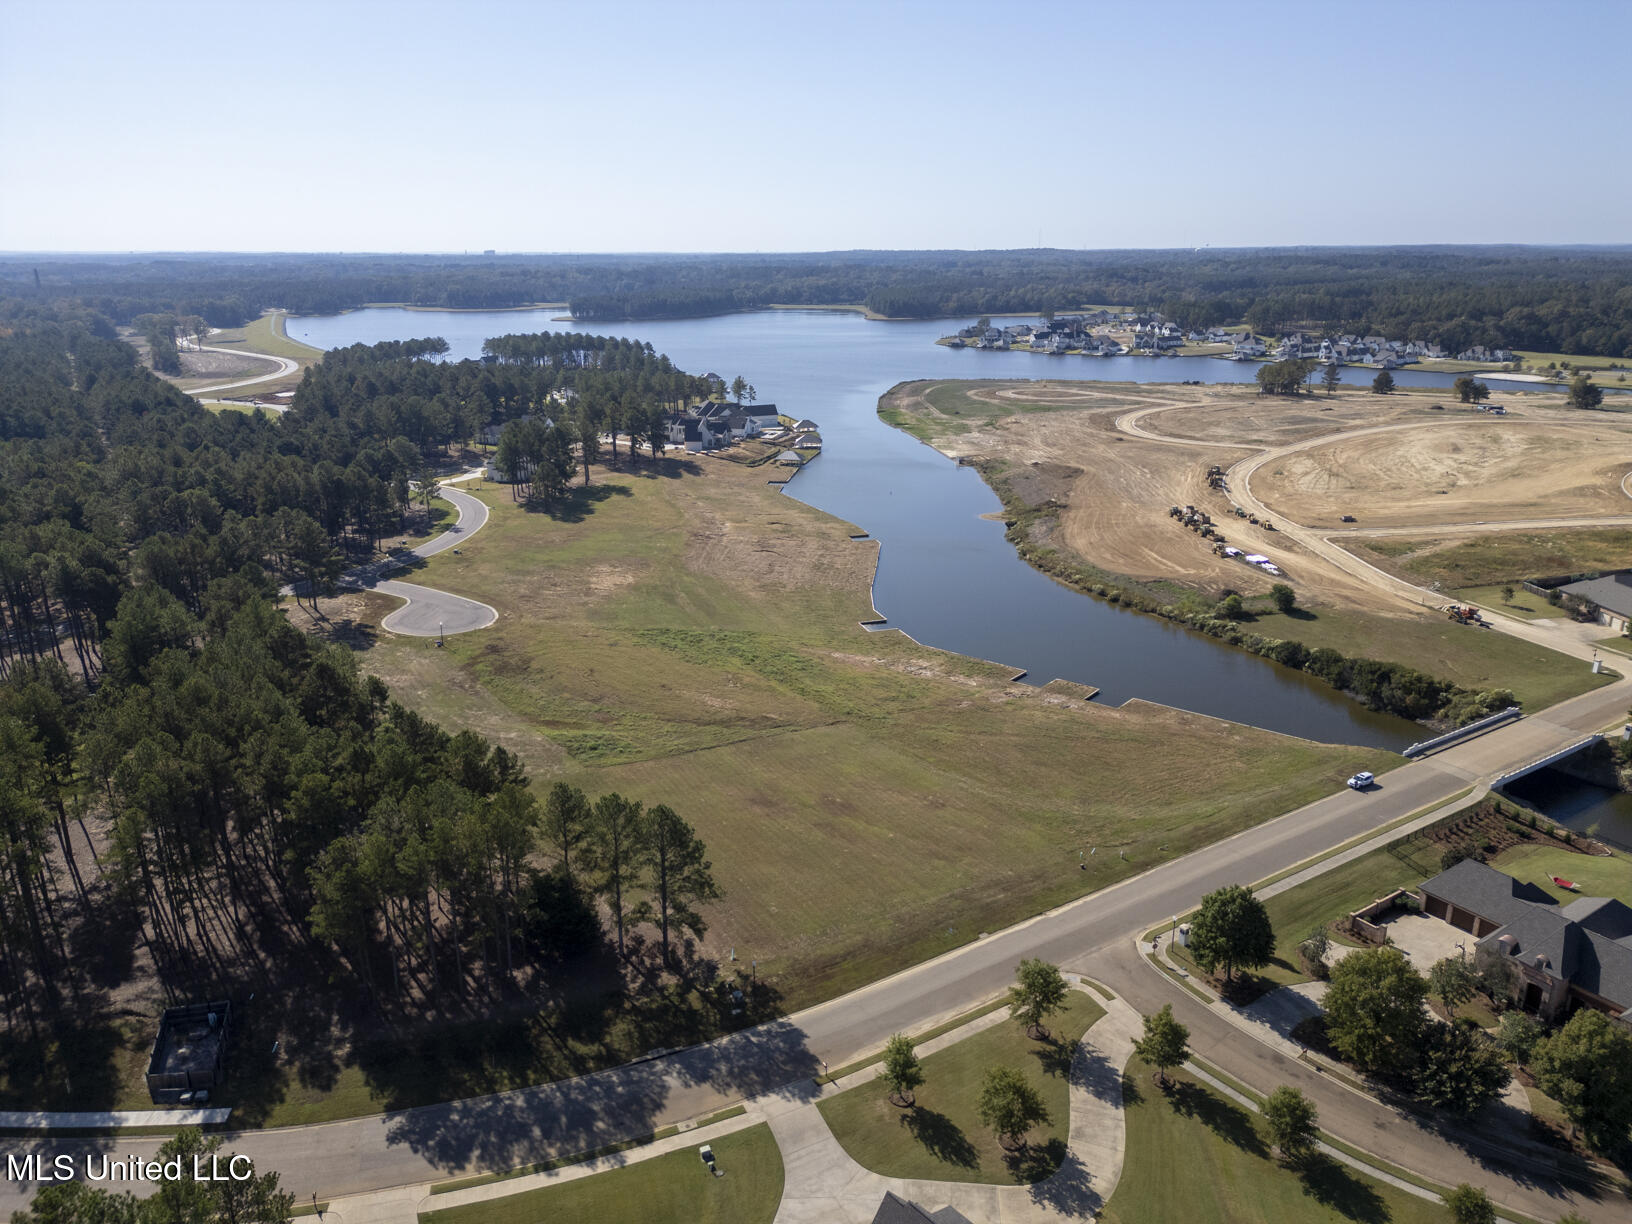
[181,342,301,395]
[282,482,497,637]
[5,677,1625,1219]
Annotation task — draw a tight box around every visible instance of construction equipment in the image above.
[1445,605,1484,625]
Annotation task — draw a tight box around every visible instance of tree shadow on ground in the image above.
[1163,1080,1269,1158]
[897,1107,979,1170]
[1028,1031,1077,1079]
[526,482,633,522]
[1006,1136,1068,1184]
[1296,1153,1389,1224]
[626,457,703,480]
[1027,1149,1102,1215]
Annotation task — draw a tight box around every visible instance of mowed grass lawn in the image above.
[1454,584,1567,620]
[817,993,1105,1184]
[1102,1061,1449,1224]
[1244,602,1615,712]
[419,1123,782,1224]
[1493,843,1632,905]
[207,311,325,365]
[345,458,1385,1008]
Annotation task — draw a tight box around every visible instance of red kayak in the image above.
[1552,876,1579,891]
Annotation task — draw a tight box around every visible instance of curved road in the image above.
[283,480,497,637]
[183,342,301,396]
[4,678,1627,1222]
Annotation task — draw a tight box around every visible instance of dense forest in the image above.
[0,315,731,1125]
[5,246,1631,356]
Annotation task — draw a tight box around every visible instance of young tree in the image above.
[1415,1023,1510,1116]
[1500,584,1515,604]
[1269,583,1296,614]
[729,374,747,404]
[977,1065,1049,1150]
[1263,1085,1319,1164]
[1371,369,1395,395]
[1443,1183,1496,1224]
[881,1033,924,1107]
[1428,956,1477,1018]
[1007,958,1069,1039]
[584,791,645,957]
[1567,373,1604,411]
[1496,1011,1542,1064]
[1321,364,1341,395]
[1531,1009,1632,1152]
[1133,1003,1190,1087]
[639,803,721,969]
[1188,884,1274,983]
[542,781,591,881]
[1323,947,1429,1073]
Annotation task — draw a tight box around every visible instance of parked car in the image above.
[1347,771,1375,791]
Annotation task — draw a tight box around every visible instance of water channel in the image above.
[1500,766,1632,851]
[288,307,1561,750]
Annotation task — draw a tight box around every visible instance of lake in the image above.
[288,306,1543,749]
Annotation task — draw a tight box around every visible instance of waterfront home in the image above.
[1418,859,1632,1024]
[1232,333,1266,358]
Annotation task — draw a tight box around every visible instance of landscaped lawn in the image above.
[418,1123,783,1224]
[1492,843,1632,906]
[1251,832,1449,988]
[817,992,1105,1185]
[1101,1060,1451,1224]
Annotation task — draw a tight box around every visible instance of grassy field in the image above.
[1598,635,1632,657]
[327,457,1384,1011]
[817,993,1105,1184]
[1242,602,1615,711]
[206,311,325,364]
[1453,584,1567,619]
[419,1122,783,1224]
[1351,528,1632,589]
[1101,1060,1449,1224]
[1493,843,1632,905]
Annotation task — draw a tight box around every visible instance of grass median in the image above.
[816,992,1105,1184]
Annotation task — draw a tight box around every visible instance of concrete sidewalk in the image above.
[772,989,1142,1223]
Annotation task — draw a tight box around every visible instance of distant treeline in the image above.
[4,246,1632,355]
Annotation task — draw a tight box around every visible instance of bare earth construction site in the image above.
[882,378,1632,704]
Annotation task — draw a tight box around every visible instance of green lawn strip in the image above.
[1491,843,1632,906]
[289,1202,329,1218]
[205,313,325,365]
[814,996,1009,1086]
[1597,635,1632,657]
[1456,585,1569,619]
[429,1106,748,1194]
[816,994,1104,1185]
[1144,952,1213,1002]
[419,1122,782,1224]
[1246,602,1614,712]
[1102,1059,1452,1224]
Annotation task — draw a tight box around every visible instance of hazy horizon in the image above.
[4,0,1629,253]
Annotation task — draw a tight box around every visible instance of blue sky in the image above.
[2,0,1628,252]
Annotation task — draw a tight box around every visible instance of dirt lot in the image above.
[882,380,1632,616]
[884,380,1407,608]
[1254,421,1632,528]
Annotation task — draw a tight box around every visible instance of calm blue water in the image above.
[1500,767,1632,851]
[287,306,1541,748]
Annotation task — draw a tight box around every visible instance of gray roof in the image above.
[1419,859,1555,924]
[870,1195,972,1224]
[1427,860,1632,1006]
[1558,573,1632,618]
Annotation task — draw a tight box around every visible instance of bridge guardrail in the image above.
[1401,706,1522,758]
